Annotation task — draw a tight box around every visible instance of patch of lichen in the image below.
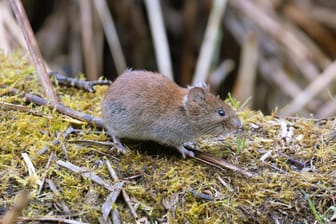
[1,52,336,223]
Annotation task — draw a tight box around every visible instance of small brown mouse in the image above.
[101,70,242,158]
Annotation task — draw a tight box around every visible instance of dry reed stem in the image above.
[94,0,127,75]
[192,0,228,85]
[233,32,258,103]
[9,0,58,102]
[144,0,173,79]
[228,0,319,82]
[79,0,98,80]
[0,1,25,50]
[280,61,336,116]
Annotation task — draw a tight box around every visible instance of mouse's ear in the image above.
[194,81,208,89]
[183,87,206,110]
[189,81,209,90]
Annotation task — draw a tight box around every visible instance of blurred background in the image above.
[1,0,336,117]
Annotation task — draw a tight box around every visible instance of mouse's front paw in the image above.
[113,142,127,154]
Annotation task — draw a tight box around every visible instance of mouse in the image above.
[101,70,242,158]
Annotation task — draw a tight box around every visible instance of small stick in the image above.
[17,217,89,224]
[38,127,74,155]
[37,151,54,195]
[0,102,50,118]
[22,152,42,186]
[56,161,126,222]
[144,0,173,80]
[216,174,233,192]
[188,190,213,201]
[192,0,228,85]
[67,140,115,148]
[187,148,255,178]
[56,160,116,191]
[49,71,111,92]
[106,160,138,221]
[46,179,71,214]
[3,86,105,129]
[278,152,306,169]
[9,0,58,103]
[101,182,124,222]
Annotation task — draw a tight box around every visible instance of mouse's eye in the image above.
[217,109,225,116]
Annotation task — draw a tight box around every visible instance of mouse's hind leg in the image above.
[112,136,127,154]
[105,127,127,154]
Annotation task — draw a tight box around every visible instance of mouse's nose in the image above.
[233,118,243,130]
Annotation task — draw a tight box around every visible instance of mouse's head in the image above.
[183,86,242,137]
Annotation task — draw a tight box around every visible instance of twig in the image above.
[9,0,58,102]
[106,160,138,221]
[67,140,120,160]
[3,86,105,129]
[46,179,71,215]
[144,0,173,79]
[192,0,228,85]
[67,140,115,147]
[37,151,55,195]
[101,182,124,222]
[280,61,336,116]
[188,190,213,201]
[38,127,74,155]
[22,152,42,186]
[0,101,51,118]
[215,174,233,192]
[186,148,255,178]
[56,160,117,192]
[122,174,143,181]
[49,71,111,92]
[94,0,127,75]
[233,32,258,103]
[278,152,306,169]
[264,162,288,174]
[17,217,89,224]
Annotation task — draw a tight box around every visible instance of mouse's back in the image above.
[103,70,187,114]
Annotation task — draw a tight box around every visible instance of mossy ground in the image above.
[1,52,335,223]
